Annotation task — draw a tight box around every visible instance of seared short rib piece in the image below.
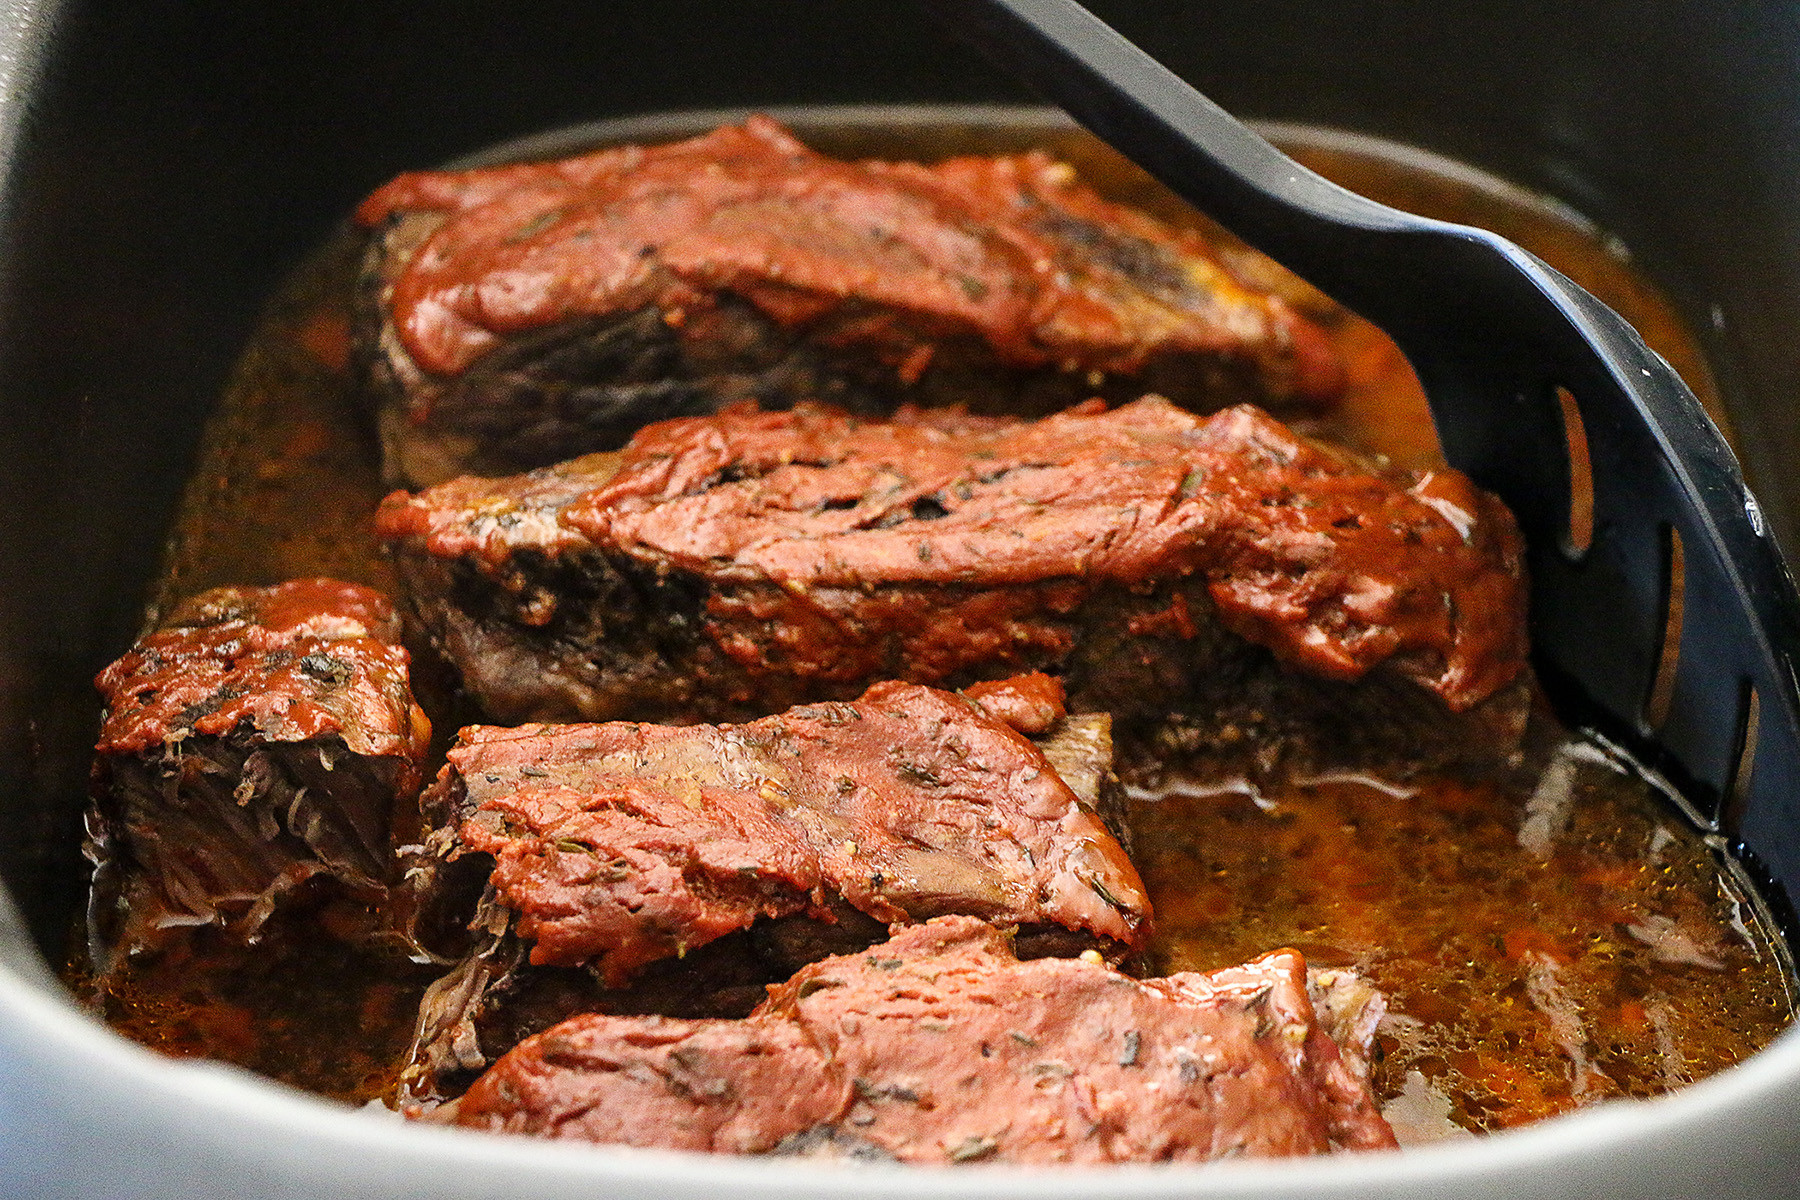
[88,579,430,959]
[354,116,1345,487]
[398,675,1143,1101]
[433,916,1398,1164]
[376,397,1531,775]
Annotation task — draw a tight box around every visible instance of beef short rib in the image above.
[354,116,1345,486]
[87,579,430,960]
[434,915,1397,1164]
[376,397,1531,776]
[398,675,1142,1101]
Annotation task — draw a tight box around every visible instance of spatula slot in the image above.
[1556,385,1595,558]
[1645,523,1687,730]
[1724,682,1762,836]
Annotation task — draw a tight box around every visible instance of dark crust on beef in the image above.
[433,916,1398,1164]
[87,579,430,960]
[396,685,1132,1103]
[353,117,1345,487]
[376,398,1531,777]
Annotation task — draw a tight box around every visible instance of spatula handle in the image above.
[919,0,1441,292]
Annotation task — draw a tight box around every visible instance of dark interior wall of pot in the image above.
[0,0,1795,959]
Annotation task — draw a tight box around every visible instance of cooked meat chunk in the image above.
[419,675,1143,975]
[353,116,1345,486]
[398,676,1141,1102]
[87,579,430,959]
[376,397,1531,775]
[433,916,1398,1164]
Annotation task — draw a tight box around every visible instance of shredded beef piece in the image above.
[87,579,430,960]
[397,678,1136,1102]
[376,397,1530,776]
[354,116,1344,486]
[436,916,1397,1164]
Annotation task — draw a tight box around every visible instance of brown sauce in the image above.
[71,114,1791,1139]
[1131,751,1790,1133]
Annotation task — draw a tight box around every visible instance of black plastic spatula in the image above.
[924,0,1800,916]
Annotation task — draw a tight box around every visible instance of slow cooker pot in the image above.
[2,2,1798,1196]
